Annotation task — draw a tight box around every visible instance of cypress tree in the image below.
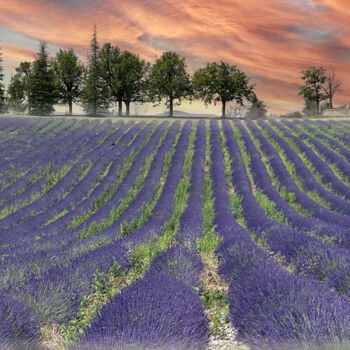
[27,41,57,115]
[81,25,109,115]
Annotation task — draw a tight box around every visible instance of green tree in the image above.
[246,92,267,118]
[119,50,149,116]
[6,74,26,114]
[302,98,317,116]
[147,51,192,117]
[6,62,31,114]
[99,43,123,116]
[298,66,327,114]
[81,25,109,115]
[193,61,254,118]
[16,62,31,85]
[54,48,84,115]
[27,41,57,115]
[0,47,5,113]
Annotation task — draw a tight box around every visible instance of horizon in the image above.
[1,0,350,115]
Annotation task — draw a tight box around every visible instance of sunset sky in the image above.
[1,0,350,115]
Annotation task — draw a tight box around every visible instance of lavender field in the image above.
[2,116,350,350]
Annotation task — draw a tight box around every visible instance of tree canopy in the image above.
[81,25,109,115]
[298,66,327,114]
[99,42,123,115]
[147,51,192,117]
[54,48,84,115]
[193,62,254,118]
[119,50,149,116]
[6,62,31,114]
[27,42,57,115]
[246,92,267,118]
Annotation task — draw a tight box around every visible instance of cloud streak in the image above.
[1,0,350,113]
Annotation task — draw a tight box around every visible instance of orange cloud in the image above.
[2,44,36,63]
[1,0,350,113]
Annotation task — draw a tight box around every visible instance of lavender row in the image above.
[0,294,40,348]
[0,117,50,156]
[0,118,84,189]
[6,121,167,267]
[177,120,206,248]
[265,119,350,209]
[0,117,55,153]
[0,121,108,209]
[0,122,145,251]
[258,120,350,225]
[0,120,134,242]
[0,118,96,182]
[301,121,350,164]
[285,119,350,184]
[62,122,163,238]
[0,120,110,205]
[243,120,350,249]
[0,122,178,287]
[2,123,190,329]
[248,121,350,228]
[73,247,208,350]
[0,118,72,176]
[72,123,207,350]
[0,121,137,233]
[225,120,350,297]
[48,121,181,266]
[271,120,350,200]
[210,120,350,348]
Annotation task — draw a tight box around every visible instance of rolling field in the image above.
[2,117,350,350]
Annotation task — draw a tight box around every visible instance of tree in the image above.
[302,97,317,116]
[6,74,27,114]
[246,92,267,118]
[119,50,149,116]
[193,61,254,118]
[54,48,84,115]
[298,66,327,115]
[99,43,123,116]
[6,62,31,114]
[322,66,341,109]
[27,41,57,115]
[0,47,5,113]
[16,62,31,84]
[147,51,192,117]
[81,25,109,115]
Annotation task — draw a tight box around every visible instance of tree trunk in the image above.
[169,97,173,117]
[69,100,73,115]
[222,101,226,118]
[118,100,122,116]
[125,101,130,117]
[316,99,319,114]
[329,96,333,109]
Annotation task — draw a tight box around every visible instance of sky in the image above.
[1,0,350,115]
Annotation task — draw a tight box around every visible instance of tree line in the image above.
[0,26,266,118]
[0,27,343,118]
